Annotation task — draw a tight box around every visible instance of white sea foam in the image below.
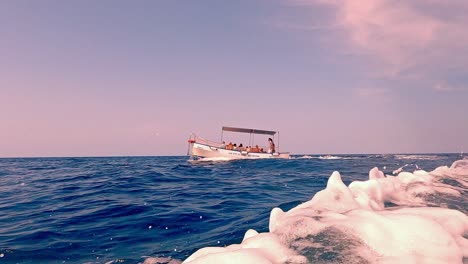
[150,160,468,264]
[392,163,419,175]
[294,155,316,159]
[394,154,442,160]
[318,155,358,160]
[319,155,341,160]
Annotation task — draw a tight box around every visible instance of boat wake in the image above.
[146,160,468,263]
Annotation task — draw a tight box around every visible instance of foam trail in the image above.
[394,154,442,160]
[151,160,468,264]
[319,155,342,159]
[318,155,359,160]
[294,155,316,159]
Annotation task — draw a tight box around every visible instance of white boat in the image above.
[187,126,290,160]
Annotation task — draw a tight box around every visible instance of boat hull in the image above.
[190,142,290,160]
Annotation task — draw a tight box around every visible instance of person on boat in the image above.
[252,145,260,153]
[227,142,233,150]
[268,138,276,153]
[220,141,226,149]
[233,143,238,150]
[238,143,244,151]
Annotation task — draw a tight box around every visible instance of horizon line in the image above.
[0,152,464,159]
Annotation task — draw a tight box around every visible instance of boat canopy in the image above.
[222,126,276,135]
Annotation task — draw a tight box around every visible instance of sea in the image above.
[0,154,466,264]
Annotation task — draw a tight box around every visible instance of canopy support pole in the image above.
[277,132,280,152]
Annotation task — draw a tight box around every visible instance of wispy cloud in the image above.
[282,0,468,90]
[355,87,389,97]
[433,82,466,93]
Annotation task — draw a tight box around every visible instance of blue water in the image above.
[0,154,464,263]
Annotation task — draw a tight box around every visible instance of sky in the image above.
[1,0,467,157]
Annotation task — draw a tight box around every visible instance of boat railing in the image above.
[248,145,272,153]
[191,134,278,153]
[194,135,225,148]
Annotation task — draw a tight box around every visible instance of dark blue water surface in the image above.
[0,154,463,263]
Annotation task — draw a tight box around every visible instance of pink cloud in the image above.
[285,0,468,84]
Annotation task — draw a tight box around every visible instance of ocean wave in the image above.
[146,160,468,264]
